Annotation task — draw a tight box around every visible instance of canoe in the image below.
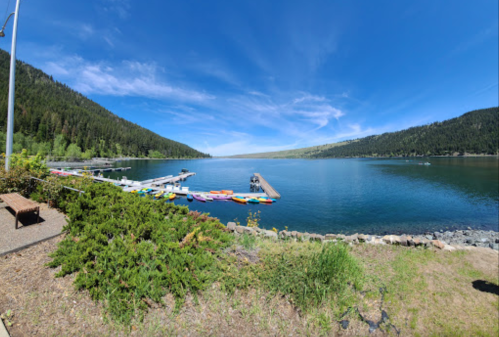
[202,194,213,201]
[187,194,193,201]
[232,196,247,203]
[247,198,260,204]
[212,194,232,201]
[258,198,272,203]
[193,194,206,202]
[169,193,176,200]
[222,190,234,195]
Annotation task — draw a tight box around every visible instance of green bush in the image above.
[261,243,364,309]
[47,183,233,323]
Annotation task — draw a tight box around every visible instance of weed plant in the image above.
[221,238,364,314]
[260,243,364,310]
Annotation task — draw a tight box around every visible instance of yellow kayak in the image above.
[258,198,272,203]
[232,196,247,203]
[155,191,164,198]
[169,193,176,200]
[131,190,138,194]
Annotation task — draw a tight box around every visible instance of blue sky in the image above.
[1,0,498,156]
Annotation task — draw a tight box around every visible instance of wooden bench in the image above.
[0,193,40,229]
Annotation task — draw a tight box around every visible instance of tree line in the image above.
[0,49,210,159]
[310,107,498,158]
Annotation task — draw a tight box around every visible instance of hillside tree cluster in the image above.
[0,49,210,160]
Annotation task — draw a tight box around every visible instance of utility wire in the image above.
[3,0,11,22]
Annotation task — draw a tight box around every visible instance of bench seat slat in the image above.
[0,193,39,214]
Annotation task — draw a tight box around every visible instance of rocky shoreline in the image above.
[226,222,499,251]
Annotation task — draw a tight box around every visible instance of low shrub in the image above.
[47,183,233,323]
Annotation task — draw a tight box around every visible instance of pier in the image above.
[52,168,279,200]
[254,173,281,199]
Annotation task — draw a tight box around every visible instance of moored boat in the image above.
[211,194,232,201]
[202,194,213,201]
[232,196,247,203]
[221,190,233,195]
[169,193,176,200]
[247,198,260,204]
[258,197,272,203]
[210,191,223,194]
[155,191,164,198]
[187,194,193,201]
[193,194,206,202]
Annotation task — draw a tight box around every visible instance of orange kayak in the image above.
[210,191,223,194]
[222,190,234,195]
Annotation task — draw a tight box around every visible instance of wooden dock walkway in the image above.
[254,173,280,199]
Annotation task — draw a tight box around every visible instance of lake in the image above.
[107,157,499,235]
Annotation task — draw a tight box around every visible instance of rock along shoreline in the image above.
[226,222,499,252]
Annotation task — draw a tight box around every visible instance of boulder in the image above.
[336,234,346,240]
[227,222,236,231]
[345,235,358,243]
[312,235,325,242]
[235,226,245,234]
[325,234,337,240]
[443,244,456,252]
[382,235,400,245]
[412,238,422,246]
[399,235,409,246]
[264,230,278,239]
[291,231,298,237]
[243,227,255,234]
[431,240,445,249]
[358,234,367,242]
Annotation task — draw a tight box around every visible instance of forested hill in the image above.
[0,49,209,159]
[230,107,499,158]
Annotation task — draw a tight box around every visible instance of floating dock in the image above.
[52,168,279,200]
[254,173,280,199]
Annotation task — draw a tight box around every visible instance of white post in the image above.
[5,0,22,171]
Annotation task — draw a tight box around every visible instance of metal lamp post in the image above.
[1,0,21,171]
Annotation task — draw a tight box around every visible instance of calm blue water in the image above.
[107,158,499,235]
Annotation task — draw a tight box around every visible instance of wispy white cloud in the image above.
[198,139,299,157]
[102,0,131,20]
[43,56,215,102]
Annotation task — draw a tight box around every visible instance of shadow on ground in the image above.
[4,207,46,227]
[472,280,499,296]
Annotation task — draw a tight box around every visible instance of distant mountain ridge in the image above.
[0,49,209,158]
[230,107,499,158]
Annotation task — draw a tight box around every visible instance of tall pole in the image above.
[5,0,21,171]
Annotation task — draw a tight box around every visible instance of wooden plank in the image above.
[0,193,40,214]
[254,173,281,199]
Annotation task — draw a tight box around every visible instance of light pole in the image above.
[1,0,21,171]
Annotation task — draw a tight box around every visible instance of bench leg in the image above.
[37,209,40,224]
[15,213,18,230]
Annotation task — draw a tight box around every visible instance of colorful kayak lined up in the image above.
[129,187,275,205]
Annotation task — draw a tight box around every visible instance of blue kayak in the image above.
[187,194,193,201]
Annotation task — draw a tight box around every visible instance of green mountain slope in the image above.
[231,107,499,158]
[228,141,352,159]
[0,49,209,159]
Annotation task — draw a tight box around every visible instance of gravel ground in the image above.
[0,201,67,256]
